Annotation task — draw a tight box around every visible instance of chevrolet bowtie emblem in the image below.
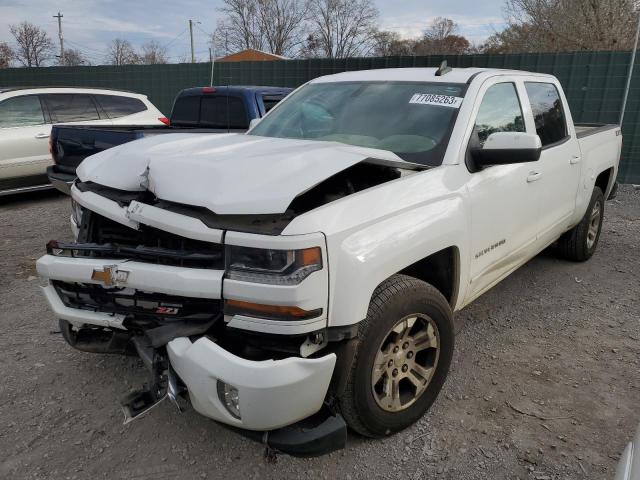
[91,265,129,286]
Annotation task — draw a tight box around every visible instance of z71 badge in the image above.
[155,306,180,315]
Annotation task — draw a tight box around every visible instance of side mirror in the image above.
[471,132,542,166]
[248,117,262,130]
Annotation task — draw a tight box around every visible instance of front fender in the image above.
[326,195,468,327]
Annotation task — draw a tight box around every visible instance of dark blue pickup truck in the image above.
[47,86,292,193]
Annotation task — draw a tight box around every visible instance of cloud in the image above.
[379,13,506,43]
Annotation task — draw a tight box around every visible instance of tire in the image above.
[337,274,454,437]
[557,186,604,262]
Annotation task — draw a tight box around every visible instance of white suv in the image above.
[0,87,165,196]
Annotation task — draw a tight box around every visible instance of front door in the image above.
[464,80,541,301]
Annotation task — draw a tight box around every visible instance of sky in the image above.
[0,0,507,64]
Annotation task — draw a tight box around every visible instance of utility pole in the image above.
[620,11,640,125]
[209,46,215,87]
[189,19,195,63]
[53,12,64,65]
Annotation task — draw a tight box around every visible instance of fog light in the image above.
[217,380,241,419]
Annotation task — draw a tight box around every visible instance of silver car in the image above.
[0,87,165,196]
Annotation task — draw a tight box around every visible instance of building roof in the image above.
[217,49,288,62]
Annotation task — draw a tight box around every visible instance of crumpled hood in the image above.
[77,133,405,215]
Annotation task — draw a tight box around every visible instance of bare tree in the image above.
[214,0,307,56]
[106,39,140,65]
[61,48,89,66]
[485,0,638,53]
[10,22,54,67]
[140,41,169,64]
[0,42,13,68]
[425,17,457,42]
[415,18,471,55]
[258,0,308,55]
[371,31,414,56]
[304,0,379,58]
[215,0,265,53]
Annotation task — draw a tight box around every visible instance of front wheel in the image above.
[337,275,454,437]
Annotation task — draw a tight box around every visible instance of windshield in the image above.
[249,81,466,166]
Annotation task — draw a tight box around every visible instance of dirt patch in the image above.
[0,187,638,479]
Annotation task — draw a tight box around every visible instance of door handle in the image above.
[34,133,49,139]
[527,171,542,182]
[570,155,581,164]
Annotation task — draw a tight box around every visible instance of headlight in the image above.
[225,245,322,285]
[70,198,84,226]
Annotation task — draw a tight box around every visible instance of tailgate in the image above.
[51,125,144,169]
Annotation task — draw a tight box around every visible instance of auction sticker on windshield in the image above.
[409,93,463,108]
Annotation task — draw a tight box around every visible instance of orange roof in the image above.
[217,49,288,62]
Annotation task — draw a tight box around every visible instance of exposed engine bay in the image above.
[75,158,422,235]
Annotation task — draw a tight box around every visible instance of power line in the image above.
[195,24,213,37]
[161,27,188,50]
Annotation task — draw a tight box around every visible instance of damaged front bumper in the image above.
[36,256,342,452]
[167,336,336,431]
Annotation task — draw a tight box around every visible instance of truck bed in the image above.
[575,123,620,139]
[576,123,621,201]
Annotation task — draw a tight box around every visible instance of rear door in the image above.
[0,94,52,183]
[522,81,581,239]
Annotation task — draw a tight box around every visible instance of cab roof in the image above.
[310,67,549,85]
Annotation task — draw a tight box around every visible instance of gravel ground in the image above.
[0,186,638,480]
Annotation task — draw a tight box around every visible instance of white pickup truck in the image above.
[37,66,622,455]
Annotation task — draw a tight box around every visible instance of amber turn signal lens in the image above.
[300,247,322,267]
[225,299,322,320]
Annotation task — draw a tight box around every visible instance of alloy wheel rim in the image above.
[587,200,602,249]
[371,314,440,412]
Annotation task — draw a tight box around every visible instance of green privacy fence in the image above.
[0,51,638,183]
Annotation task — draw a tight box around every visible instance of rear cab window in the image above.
[201,96,249,128]
[171,96,201,126]
[0,95,45,128]
[95,95,146,119]
[43,94,101,123]
[171,94,249,129]
[524,82,568,147]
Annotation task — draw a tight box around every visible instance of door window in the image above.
[95,95,146,119]
[262,95,285,113]
[43,94,101,123]
[474,83,525,145]
[524,82,567,146]
[0,95,45,128]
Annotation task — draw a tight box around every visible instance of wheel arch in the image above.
[595,167,614,198]
[397,246,460,308]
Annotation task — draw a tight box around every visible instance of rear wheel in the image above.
[337,274,454,437]
[557,186,604,262]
